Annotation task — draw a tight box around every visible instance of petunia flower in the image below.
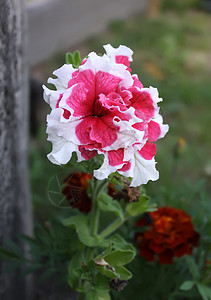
[43,44,168,186]
[135,207,200,264]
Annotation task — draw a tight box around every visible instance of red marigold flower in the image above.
[62,172,115,213]
[63,172,92,213]
[135,207,200,264]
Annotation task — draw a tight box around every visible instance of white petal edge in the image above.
[103,44,133,61]
[130,152,159,187]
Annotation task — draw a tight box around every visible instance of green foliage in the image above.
[180,256,211,300]
[68,152,104,174]
[185,256,200,280]
[68,251,85,291]
[180,281,195,291]
[63,215,102,247]
[86,289,111,300]
[96,234,136,258]
[197,284,211,300]
[103,249,134,267]
[65,231,135,295]
[126,194,156,217]
[61,180,138,297]
[94,274,110,292]
[0,246,22,261]
[97,265,132,281]
[162,0,199,12]
[0,220,84,285]
[97,265,117,280]
[107,234,136,254]
[97,193,124,221]
[115,266,132,280]
[66,50,82,68]
[94,235,135,284]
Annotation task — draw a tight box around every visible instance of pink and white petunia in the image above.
[104,44,133,72]
[43,44,169,186]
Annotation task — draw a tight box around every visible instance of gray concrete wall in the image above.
[27,0,148,66]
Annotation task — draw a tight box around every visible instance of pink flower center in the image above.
[92,92,127,118]
[93,98,107,117]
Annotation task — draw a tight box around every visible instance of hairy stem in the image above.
[91,201,100,236]
[78,293,84,300]
[99,218,125,239]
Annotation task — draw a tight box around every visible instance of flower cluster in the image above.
[43,45,168,186]
[135,207,200,264]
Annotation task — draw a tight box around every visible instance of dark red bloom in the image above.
[62,172,115,213]
[135,207,200,264]
[63,172,92,213]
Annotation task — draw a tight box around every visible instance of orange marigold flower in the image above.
[135,207,200,264]
[62,172,115,213]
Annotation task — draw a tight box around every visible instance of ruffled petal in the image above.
[130,152,159,186]
[104,44,133,72]
[48,64,75,90]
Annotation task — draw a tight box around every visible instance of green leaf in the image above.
[96,244,112,260]
[115,266,132,280]
[97,233,137,252]
[68,251,84,290]
[0,246,21,261]
[98,291,111,300]
[97,193,124,221]
[185,256,200,280]
[108,234,136,254]
[66,52,74,64]
[68,152,104,174]
[126,195,156,217]
[180,281,195,291]
[97,265,117,279]
[73,51,82,67]
[197,284,211,300]
[95,274,110,292]
[104,249,135,267]
[5,239,23,257]
[63,215,102,247]
[108,173,125,188]
[87,290,98,300]
[96,263,132,281]
[87,289,110,300]
[34,225,52,247]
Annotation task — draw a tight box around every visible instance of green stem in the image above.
[78,293,84,300]
[87,247,95,262]
[86,204,99,262]
[93,179,108,199]
[99,217,126,239]
[91,201,100,236]
[86,181,102,262]
[90,178,107,236]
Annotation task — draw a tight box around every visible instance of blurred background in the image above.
[1,1,211,299]
[28,0,211,220]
